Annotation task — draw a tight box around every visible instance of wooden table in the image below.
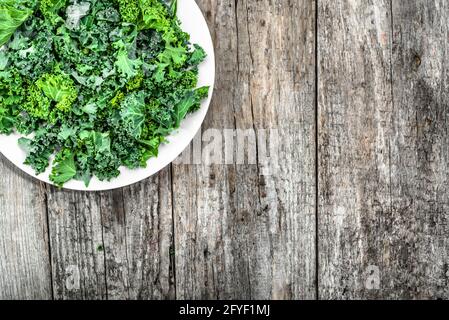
[1,0,448,300]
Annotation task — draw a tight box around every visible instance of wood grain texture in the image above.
[318,0,449,299]
[318,0,394,299]
[172,0,316,299]
[388,0,449,299]
[47,188,106,299]
[0,155,52,299]
[100,169,174,300]
[45,168,174,300]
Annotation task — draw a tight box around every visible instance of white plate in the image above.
[0,0,215,191]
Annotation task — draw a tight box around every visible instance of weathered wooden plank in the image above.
[173,0,247,299]
[101,168,174,300]
[0,155,52,299]
[388,0,449,299]
[318,0,449,299]
[173,0,316,299]
[46,169,174,300]
[46,189,106,299]
[318,0,394,298]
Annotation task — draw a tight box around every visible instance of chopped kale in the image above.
[0,0,209,186]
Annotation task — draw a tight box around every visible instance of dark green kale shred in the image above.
[0,0,209,186]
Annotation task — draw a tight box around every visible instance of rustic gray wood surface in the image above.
[318,0,449,299]
[1,0,448,299]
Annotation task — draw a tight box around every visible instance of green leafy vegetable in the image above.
[118,0,140,24]
[115,48,142,79]
[49,149,77,186]
[39,0,66,24]
[174,86,209,128]
[36,71,78,112]
[0,0,209,186]
[0,1,33,46]
[120,91,146,138]
[0,51,9,70]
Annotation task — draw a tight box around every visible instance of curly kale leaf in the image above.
[39,0,66,24]
[138,0,171,32]
[170,0,178,16]
[49,149,77,186]
[173,86,209,128]
[188,44,207,66]
[65,2,91,30]
[0,1,33,46]
[0,51,8,70]
[7,22,55,79]
[0,68,25,133]
[120,91,146,139]
[0,105,14,134]
[36,71,78,112]
[115,48,142,79]
[19,126,59,174]
[118,0,140,24]
[79,130,111,156]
